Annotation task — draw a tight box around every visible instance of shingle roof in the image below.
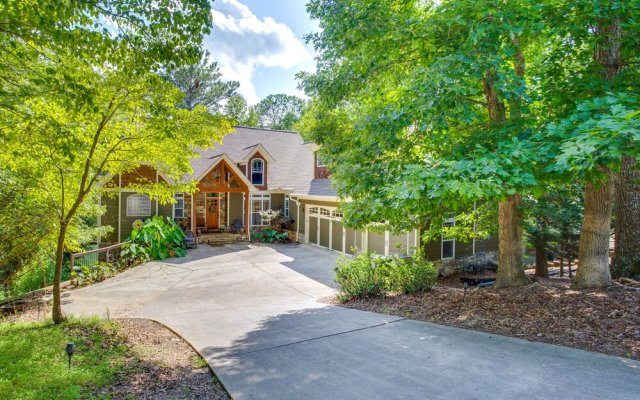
[188,126,332,196]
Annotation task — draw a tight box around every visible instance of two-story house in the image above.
[99,126,497,260]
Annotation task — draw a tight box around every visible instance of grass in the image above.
[0,317,130,399]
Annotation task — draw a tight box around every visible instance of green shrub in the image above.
[70,261,118,286]
[125,216,186,261]
[335,250,438,301]
[385,251,438,294]
[250,229,289,243]
[334,252,390,301]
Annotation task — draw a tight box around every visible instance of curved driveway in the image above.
[64,244,640,400]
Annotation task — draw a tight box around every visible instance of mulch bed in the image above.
[99,318,230,400]
[335,274,640,360]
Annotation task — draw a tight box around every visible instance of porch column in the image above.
[244,191,250,237]
[190,193,195,233]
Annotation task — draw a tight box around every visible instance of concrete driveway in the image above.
[64,244,640,400]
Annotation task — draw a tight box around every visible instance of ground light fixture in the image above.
[66,342,75,369]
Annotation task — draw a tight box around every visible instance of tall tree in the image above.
[0,0,220,323]
[164,51,240,113]
[539,0,640,288]
[301,0,544,287]
[255,94,306,130]
[223,93,259,126]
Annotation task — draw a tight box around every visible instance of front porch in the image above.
[173,156,291,238]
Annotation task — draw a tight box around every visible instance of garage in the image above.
[304,203,418,256]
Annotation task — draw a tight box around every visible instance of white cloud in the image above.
[206,0,311,104]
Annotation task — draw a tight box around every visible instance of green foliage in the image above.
[119,241,151,266]
[254,94,306,130]
[335,250,438,301]
[128,216,187,260]
[385,251,439,295]
[70,262,118,286]
[250,229,290,244]
[164,50,240,113]
[335,252,389,301]
[0,317,130,399]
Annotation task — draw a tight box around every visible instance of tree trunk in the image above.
[52,221,68,324]
[559,245,564,277]
[612,156,640,279]
[535,245,549,278]
[496,194,527,287]
[573,169,614,288]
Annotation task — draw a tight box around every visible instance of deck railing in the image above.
[70,242,126,272]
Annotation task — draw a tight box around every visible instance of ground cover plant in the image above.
[0,317,128,399]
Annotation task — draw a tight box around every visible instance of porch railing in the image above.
[70,242,126,272]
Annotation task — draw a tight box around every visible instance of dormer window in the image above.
[251,159,264,185]
[316,154,325,167]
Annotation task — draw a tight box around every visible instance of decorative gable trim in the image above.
[239,144,275,164]
[196,154,257,191]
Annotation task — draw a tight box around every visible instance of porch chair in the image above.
[184,229,198,249]
[231,218,244,234]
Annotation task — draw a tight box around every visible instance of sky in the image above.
[204,0,319,104]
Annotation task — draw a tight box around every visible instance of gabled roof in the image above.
[195,153,257,192]
[189,126,318,193]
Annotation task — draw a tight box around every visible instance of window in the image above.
[316,154,325,167]
[309,207,318,215]
[174,193,184,218]
[284,195,290,217]
[127,194,151,217]
[250,194,271,226]
[251,159,264,185]
[441,217,455,260]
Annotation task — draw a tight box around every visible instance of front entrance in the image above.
[206,195,219,230]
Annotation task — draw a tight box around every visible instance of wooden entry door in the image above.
[206,197,219,230]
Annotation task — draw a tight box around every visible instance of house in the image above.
[99,126,497,261]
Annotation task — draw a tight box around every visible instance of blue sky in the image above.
[204,0,319,104]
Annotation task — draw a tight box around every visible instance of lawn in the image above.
[0,317,128,399]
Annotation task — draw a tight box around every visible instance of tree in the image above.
[1,60,229,323]
[223,93,260,126]
[255,94,306,130]
[0,0,219,323]
[524,185,583,278]
[538,0,640,288]
[164,51,240,113]
[301,0,545,287]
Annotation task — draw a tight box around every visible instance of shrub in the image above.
[335,249,438,301]
[71,261,118,285]
[334,252,390,301]
[385,251,438,294]
[125,216,186,261]
[250,229,289,243]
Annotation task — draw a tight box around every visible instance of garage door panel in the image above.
[309,217,318,244]
[331,220,343,252]
[367,231,385,255]
[345,228,356,254]
[319,219,330,248]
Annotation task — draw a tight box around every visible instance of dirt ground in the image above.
[337,273,640,361]
[1,289,230,400]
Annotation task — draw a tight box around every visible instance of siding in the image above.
[101,195,119,244]
[424,238,442,261]
[345,228,356,254]
[228,192,244,227]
